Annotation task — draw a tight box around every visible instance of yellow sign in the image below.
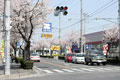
[50,45,60,50]
[41,34,53,38]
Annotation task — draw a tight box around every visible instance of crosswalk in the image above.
[40,67,120,74]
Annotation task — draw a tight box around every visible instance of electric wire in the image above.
[89,1,117,17]
[61,0,117,31]
[88,0,115,16]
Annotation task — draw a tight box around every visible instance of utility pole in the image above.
[4,0,11,75]
[118,0,120,58]
[59,13,61,54]
[80,0,83,53]
[83,13,86,53]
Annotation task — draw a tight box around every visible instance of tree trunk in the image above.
[24,41,30,61]
[14,48,17,57]
[11,44,17,57]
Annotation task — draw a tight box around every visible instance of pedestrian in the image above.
[10,54,14,63]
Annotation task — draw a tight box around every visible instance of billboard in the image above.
[50,45,60,50]
[42,22,52,32]
[41,34,53,38]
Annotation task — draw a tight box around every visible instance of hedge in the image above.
[15,57,24,63]
[21,60,34,69]
[40,55,53,58]
[107,58,120,64]
[40,55,65,60]
[58,56,65,60]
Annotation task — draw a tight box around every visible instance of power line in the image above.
[88,0,114,16]
[52,1,117,33]
[62,17,118,30]
[89,1,117,17]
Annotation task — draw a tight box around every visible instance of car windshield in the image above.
[31,54,39,56]
[68,54,74,56]
[76,54,85,57]
[91,50,104,56]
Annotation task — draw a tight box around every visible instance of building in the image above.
[84,31,119,57]
[84,31,103,50]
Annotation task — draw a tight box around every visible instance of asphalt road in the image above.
[9,58,120,80]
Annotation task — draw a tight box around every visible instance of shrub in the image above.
[52,54,59,56]
[21,61,34,69]
[58,56,65,60]
[40,55,53,58]
[15,57,24,63]
[107,58,120,64]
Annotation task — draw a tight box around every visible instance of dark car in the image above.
[65,53,75,62]
[85,50,107,65]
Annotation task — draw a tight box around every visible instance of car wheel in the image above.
[103,62,106,66]
[65,60,66,62]
[90,62,93,65]
[85,62,88,65]
[97,63,100,65]
[75,59,77,64]
[72,60,74,63]
[90,61,93,65]
[90,60,93,65]
[85,59,88,65]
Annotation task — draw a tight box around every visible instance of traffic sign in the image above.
[41,34,53,38]
[42,22,52,32]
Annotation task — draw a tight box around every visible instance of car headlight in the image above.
[92,57,96,60]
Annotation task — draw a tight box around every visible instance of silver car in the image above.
[72,53,85,63]
[85,50,107,65]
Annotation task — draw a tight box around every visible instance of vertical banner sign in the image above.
[42,22,52,32]
[102,44,108,55]
[0,40,4,58]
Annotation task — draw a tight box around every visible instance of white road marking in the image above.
[43,70,54,73]
[97,68,112,71]
[53,69,64,73]
[80,68,94,71]
[72,68,85,72]
[89,68,104,71]
[62,69,74,72]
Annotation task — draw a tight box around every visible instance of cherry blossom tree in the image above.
[63,30,80,46]
[103,26,119,56]
[0,0,52,60]
[103,26,119,43]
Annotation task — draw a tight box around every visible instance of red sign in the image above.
[102,44,108,55]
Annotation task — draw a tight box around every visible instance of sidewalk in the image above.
[0,62,39,79]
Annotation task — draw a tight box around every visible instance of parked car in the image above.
[65,53,75,62]
[30,53,40,62]
[85,50,107,65]
[72,53,85,63]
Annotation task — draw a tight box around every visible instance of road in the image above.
[11,58,120,80]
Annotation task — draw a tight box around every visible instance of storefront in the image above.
[84,31,103,50]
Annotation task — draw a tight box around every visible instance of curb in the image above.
[0,66,39,79]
